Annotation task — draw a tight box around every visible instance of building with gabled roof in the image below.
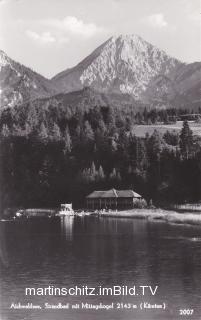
[86,188,143,210]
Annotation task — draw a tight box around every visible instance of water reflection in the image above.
[0,216,201,320]
[0,223,9,268]
[60,216,74,241]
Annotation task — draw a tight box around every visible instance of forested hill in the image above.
[0,87,146,134]
[1,86,200,135]
[0,89,201,211]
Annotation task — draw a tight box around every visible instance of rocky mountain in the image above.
[0,50,56,108]
[173,62,201,107]
[146,61,201,109]
[52,34,201,109]
[52,36,176,97]
[1,35,200,110]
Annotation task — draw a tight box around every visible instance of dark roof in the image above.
[87,189,118,198]
[86,189,142,199]
[117,190,141,198]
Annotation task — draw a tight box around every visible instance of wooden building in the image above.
[86,188,143,210]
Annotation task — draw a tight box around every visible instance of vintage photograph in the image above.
[0,0,201,319]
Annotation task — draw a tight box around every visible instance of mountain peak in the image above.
[0,49,11,70]
[0,49,8,57]
[52,34,182,100]
[111,33,143,42]
[1,36,199,110]
[0,49,6,56]
[0,50,57,108]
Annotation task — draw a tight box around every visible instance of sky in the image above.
[0,0,200,78]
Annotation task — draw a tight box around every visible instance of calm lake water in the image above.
[0,216,201,320]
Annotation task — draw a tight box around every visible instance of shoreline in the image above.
[1,208,201,227]
[99,209,201,226]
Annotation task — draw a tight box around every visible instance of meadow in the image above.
[132,121,201,137]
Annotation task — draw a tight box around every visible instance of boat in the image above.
[57,204,75,216]
[15,210,24,218]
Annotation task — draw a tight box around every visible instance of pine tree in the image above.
[97,119,107,135]
[179,120,193,159]
[51,123,61,142]
[80,162,97,183]
[110,168,117,179]
[12,124,24,136]
[1,124,10,138]
[163,130,179,146]
[149,130,163,154]
[89,162,96,179]
[83,121,94,143]
[24,123,32,137]
[38,122,48,143]
[105,107,115,126]
[111,138,118,152]
[109,168,121,181]
[27,105,38,130]
[63,127,72,154]
[97,165,105,180]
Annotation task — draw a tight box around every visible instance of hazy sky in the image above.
[0,0,200,78]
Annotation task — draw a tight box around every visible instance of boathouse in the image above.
[86,189,143,210]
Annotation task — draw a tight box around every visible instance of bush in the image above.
[133,199,147,209]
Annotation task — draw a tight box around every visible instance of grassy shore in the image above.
[100,209,201,226]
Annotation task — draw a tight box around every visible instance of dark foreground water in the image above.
[0,216,201,320]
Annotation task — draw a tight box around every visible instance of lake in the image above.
[0,216,201,320]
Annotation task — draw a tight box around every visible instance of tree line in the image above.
[0,102,201,212]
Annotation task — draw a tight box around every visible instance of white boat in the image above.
[57,204,75,216]
[15,210,24,218]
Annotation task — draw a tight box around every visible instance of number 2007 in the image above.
[179,309,194,316]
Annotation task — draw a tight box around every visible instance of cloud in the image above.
[0,0,8,5]
[24,16,104,46]
[0,0,21,5]
[188,12,201,25]
[26,29,70,45]
[57,36,70,44]
[26,30,56,44]
[43,16,104,38]
[145,13,168,28]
